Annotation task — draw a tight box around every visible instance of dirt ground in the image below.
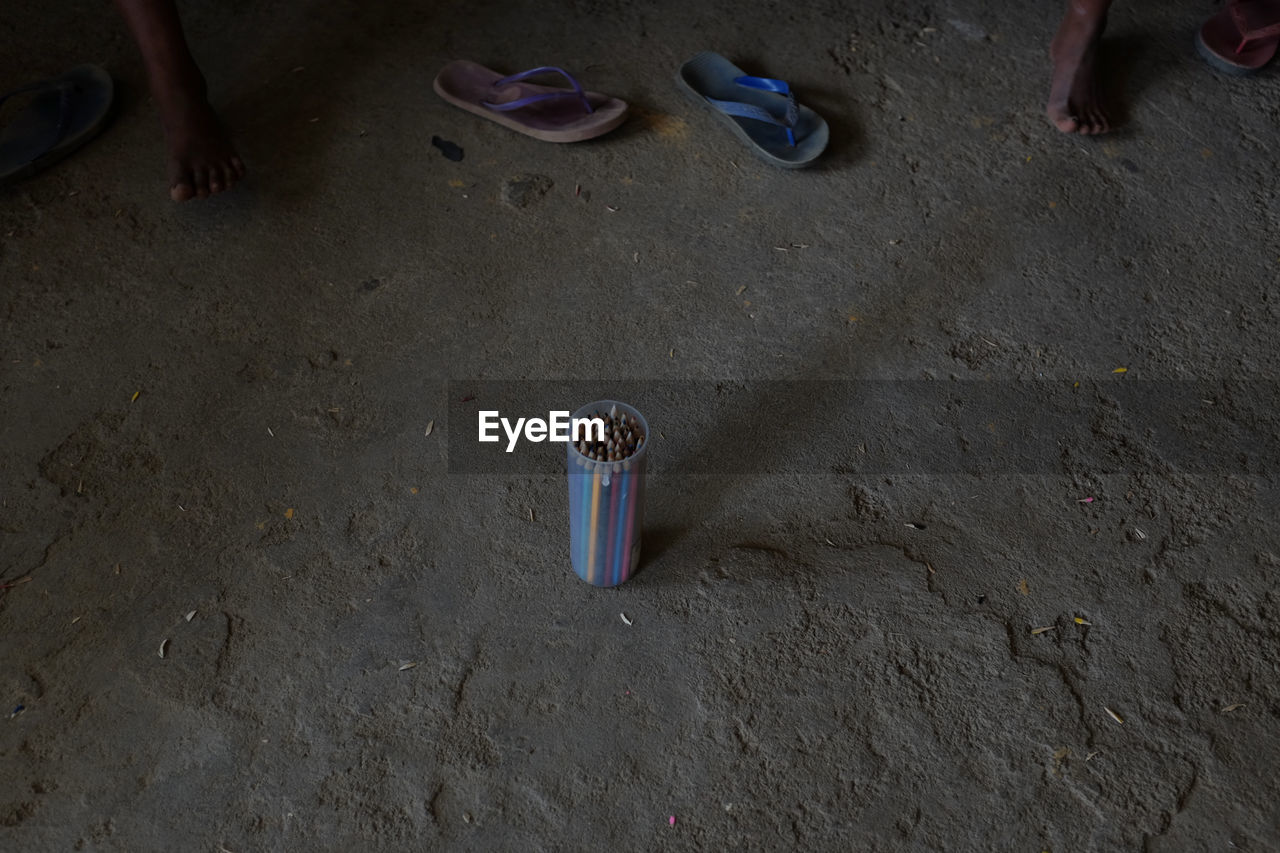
[3,0,1280,849]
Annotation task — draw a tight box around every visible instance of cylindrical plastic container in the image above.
[566,400,649,587]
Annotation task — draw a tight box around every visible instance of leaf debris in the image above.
[1030,626,1056,635]
[158,638,170,659]
[424,420,435,437]
[398,661,418,671]
[1104,706,1124,724]
[1220,703,1245,713]
[620,613,633,626]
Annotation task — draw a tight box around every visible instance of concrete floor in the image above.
[2,0,1279,849]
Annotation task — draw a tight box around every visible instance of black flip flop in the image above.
[0,65,114,190]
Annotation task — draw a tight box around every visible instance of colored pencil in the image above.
[618,462,638,582]
[611,462,629,585]
[587,464,602,584]
[605,465,621,586]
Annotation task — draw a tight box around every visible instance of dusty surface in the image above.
[3,0,1280,849]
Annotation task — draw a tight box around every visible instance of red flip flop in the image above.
[1196,0,1280,75]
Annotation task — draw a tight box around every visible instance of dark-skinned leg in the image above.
[1048,0,1114,135]
[112,0,244,200]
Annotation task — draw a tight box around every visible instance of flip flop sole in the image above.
[0,65,114,189]
[1196,8,1278,75]
[677,51,828,169]
[433,60,627,143]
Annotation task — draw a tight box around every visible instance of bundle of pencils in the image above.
[575,403,646,462]
[567,401,649,587]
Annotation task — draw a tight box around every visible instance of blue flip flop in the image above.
[0,65,114,190]
[677,51,828,169]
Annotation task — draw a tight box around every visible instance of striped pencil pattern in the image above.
[566,401,649,587]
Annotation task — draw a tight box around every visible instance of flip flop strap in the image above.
[1230,0,1280,42]
[704,75,799,145]
[0,78,74,161]
[482,66,594,115]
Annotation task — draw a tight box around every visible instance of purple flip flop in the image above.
[432,60,627,142]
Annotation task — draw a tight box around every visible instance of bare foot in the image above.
[1048,0,1112,135]
[154,75,244,201]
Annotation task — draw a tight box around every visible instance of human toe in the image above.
[1051,110,1080,133]
[170,169,196,202]
[190,166,210,199]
